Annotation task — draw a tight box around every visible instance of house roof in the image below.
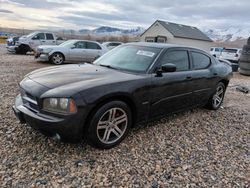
[142,20,213,42]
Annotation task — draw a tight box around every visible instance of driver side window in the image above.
[74,41,86,49]
[159,50,189,71]
[32,33,45,40]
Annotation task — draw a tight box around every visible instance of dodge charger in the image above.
[13,43,233,149]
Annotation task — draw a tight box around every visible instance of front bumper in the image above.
[6,45,18,53]
[35,53,49,62]
[12,94,85,142]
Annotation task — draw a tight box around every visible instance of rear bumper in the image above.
[13,94,85,142]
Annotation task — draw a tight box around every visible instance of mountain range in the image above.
[65,26,250,42]
[204,28,250,42]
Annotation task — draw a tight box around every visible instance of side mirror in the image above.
[156,63,176,76]
[70,45,76,49]
[161,63,176,72]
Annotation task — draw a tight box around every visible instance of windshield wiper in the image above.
[99,64,117,70]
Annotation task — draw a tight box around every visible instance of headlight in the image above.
[42,48,53,54]
[43,98,77,114]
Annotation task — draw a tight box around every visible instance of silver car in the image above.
[35,40,108,65]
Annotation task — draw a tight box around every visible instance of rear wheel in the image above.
[86,101,132,149]
[50,52,64,65]
[206,82,225,110]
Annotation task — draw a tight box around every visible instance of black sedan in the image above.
[13,43,233,149]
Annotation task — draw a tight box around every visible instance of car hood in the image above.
[37,45,62,49]
[26,64,143,94]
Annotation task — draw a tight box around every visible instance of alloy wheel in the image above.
[52,54,63,64]
[212,85,224,108]
[96,107,128,144]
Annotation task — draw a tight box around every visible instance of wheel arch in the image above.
[50,51,65,61]
[84,94,138,132]
[218,79,229,88]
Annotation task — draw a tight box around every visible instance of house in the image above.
[140,20,213,52]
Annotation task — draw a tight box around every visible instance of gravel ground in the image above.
[0,46,249,187]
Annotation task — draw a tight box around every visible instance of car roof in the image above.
[126,42,204,51]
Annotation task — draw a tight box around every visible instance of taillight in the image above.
[235,54,239,57]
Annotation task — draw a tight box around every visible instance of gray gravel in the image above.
[0,46,250,187]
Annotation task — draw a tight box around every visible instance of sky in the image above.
[1,0,250,31]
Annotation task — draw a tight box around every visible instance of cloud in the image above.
[1,0,250,30]
[0,9,13,13]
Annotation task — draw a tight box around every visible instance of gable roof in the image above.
[141,20,213,42]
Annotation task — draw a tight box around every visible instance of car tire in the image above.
[205,82,226,110]
[16,45,29,55]
[86,101,132,149]
[50,52,64,65]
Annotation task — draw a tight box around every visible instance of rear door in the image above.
[149,48,195,117]
[189,50,215,105]
[45,33,56,45]
[86,42,103,62]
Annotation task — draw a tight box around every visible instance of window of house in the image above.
[145,37,155,42]
[159,50,189,71]
[191,52,211,70]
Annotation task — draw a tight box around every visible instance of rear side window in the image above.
[46,33,54,40]
[191,52,211,70]
[210,48,214,51]
[87,42,101,50]
[160,50,189,71]
[215,48,220,52]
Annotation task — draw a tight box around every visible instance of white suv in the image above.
[210,47,223,58]
[219,48,242,63]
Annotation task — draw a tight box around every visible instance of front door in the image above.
[69,41,88,62]
[149,49,195,118]
[30,33,44,50]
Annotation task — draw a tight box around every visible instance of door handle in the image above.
[186,76,192,80]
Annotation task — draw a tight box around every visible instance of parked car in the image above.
[13,43,232,149]
[102,42,123,50]
[210,47,223,57]
[219,48,242,63]
[7,31,65,54]
[218,59,239,72]
[6,36,19,46]
[35,40,108,64]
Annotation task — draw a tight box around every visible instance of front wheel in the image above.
[206,82,225,110]
[86,101,132,149]
[50,52,64,65]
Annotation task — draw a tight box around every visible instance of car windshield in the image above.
[26,32,37,38]
[94,45,161,73]
[59,40,75,46]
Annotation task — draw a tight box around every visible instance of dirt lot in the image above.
[0,45,249,187]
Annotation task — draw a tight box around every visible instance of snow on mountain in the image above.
[204,28,250,42]
[77,26,145,36]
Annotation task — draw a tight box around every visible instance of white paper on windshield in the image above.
[136,50,155,57]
